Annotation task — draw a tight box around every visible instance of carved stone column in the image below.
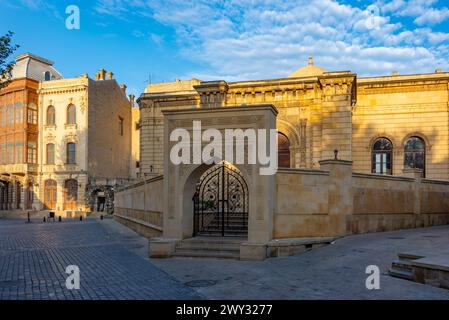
[300,119,307,167]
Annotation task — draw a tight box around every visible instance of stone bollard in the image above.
[43,217,46,223]
[100,215,103,220]
[58,216,62,222]
[27,212,30,223]
[79,215,83,221]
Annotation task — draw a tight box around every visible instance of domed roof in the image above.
[289,56,326,78]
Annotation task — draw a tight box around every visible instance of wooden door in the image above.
[44,180,57,210]
[64,179,78,210]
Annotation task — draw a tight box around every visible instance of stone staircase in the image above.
[197,212,248,237]
[389,253,423,281]
[173,237,244,259]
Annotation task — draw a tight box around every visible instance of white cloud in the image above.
[95,0,449,79]
[381,0,449,26]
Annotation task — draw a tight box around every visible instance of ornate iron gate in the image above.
[193,162,248,237]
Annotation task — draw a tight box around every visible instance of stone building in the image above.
[115,57,449,260]
[136,57,449,180]
[37,69,133,216]
[0,53,62,212]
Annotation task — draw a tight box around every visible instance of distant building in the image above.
[38,69,133,216]
[0,53,137,216]
[0,53,62,211]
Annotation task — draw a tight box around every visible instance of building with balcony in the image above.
[0,53,62,212]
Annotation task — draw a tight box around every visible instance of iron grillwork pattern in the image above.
[193,162,248,237]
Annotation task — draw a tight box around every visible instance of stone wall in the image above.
[114,175,163,238]
[274,162,449,239]
[88,79,132,180]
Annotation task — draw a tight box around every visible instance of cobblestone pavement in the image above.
[0,218,202,300]
[2,217,449,300]
[153,225,449,300]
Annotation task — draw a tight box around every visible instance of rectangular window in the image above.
[15,103,23,124]
[47,144,55,165]
[27,104,38,125]
[27,141,37,164]
[15,141,23,163]
[7,105,14,125]
[67,143,76,164]
[0,143,4,164]
[0,106,5,127]
[119,117,124,136]
[7,142,13,163]
[27,109,37,124]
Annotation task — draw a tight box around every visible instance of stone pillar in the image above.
[19,184,25,210]
[7,183,12,210]
[56,179,65,212]
[77,174,87,211]
[319,159,353,236]
[299,119,307,167]
[0,186,4,210]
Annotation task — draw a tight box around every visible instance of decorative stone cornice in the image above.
[194,80,229,108]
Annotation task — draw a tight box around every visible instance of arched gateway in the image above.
[193,161,248,237]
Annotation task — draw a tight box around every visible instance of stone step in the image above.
[203,224,248,229]
[391,259,413,273]
[181,237,245,245]
[177,242,241,251]
[196,231,248,237]
[398,252,424,261]
[389,268,413,281]
[173,248,240,259]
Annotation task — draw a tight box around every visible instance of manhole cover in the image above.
[388,237,405,240]
[185,280,217,288]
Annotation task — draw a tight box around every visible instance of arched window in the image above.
[67,105,76,124]
[47,106,55,125]
[46,143,55,165]
[404,136,425,175]
[372,138,393,175]
[67,142,76,164]
[44,71,51,81]
[278,132,291,168]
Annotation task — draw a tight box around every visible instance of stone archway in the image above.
[85,184,114,214]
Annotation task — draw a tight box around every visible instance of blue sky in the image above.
[1,0,448,96]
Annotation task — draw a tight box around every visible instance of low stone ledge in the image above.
[352,172,415,182]
[240,243,267,261]
[267,237,336,257]
[149,238,180,258]
[114,213,162,232]
[276,168,329,176]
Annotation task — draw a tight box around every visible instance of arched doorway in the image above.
[44,179,57,210]
[64,179,78,210]
[193,161,248,237]
[278,132,291,168]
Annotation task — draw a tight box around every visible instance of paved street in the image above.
[153,225,449,300]
[0,218,202,300]
[1,217,449,300]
